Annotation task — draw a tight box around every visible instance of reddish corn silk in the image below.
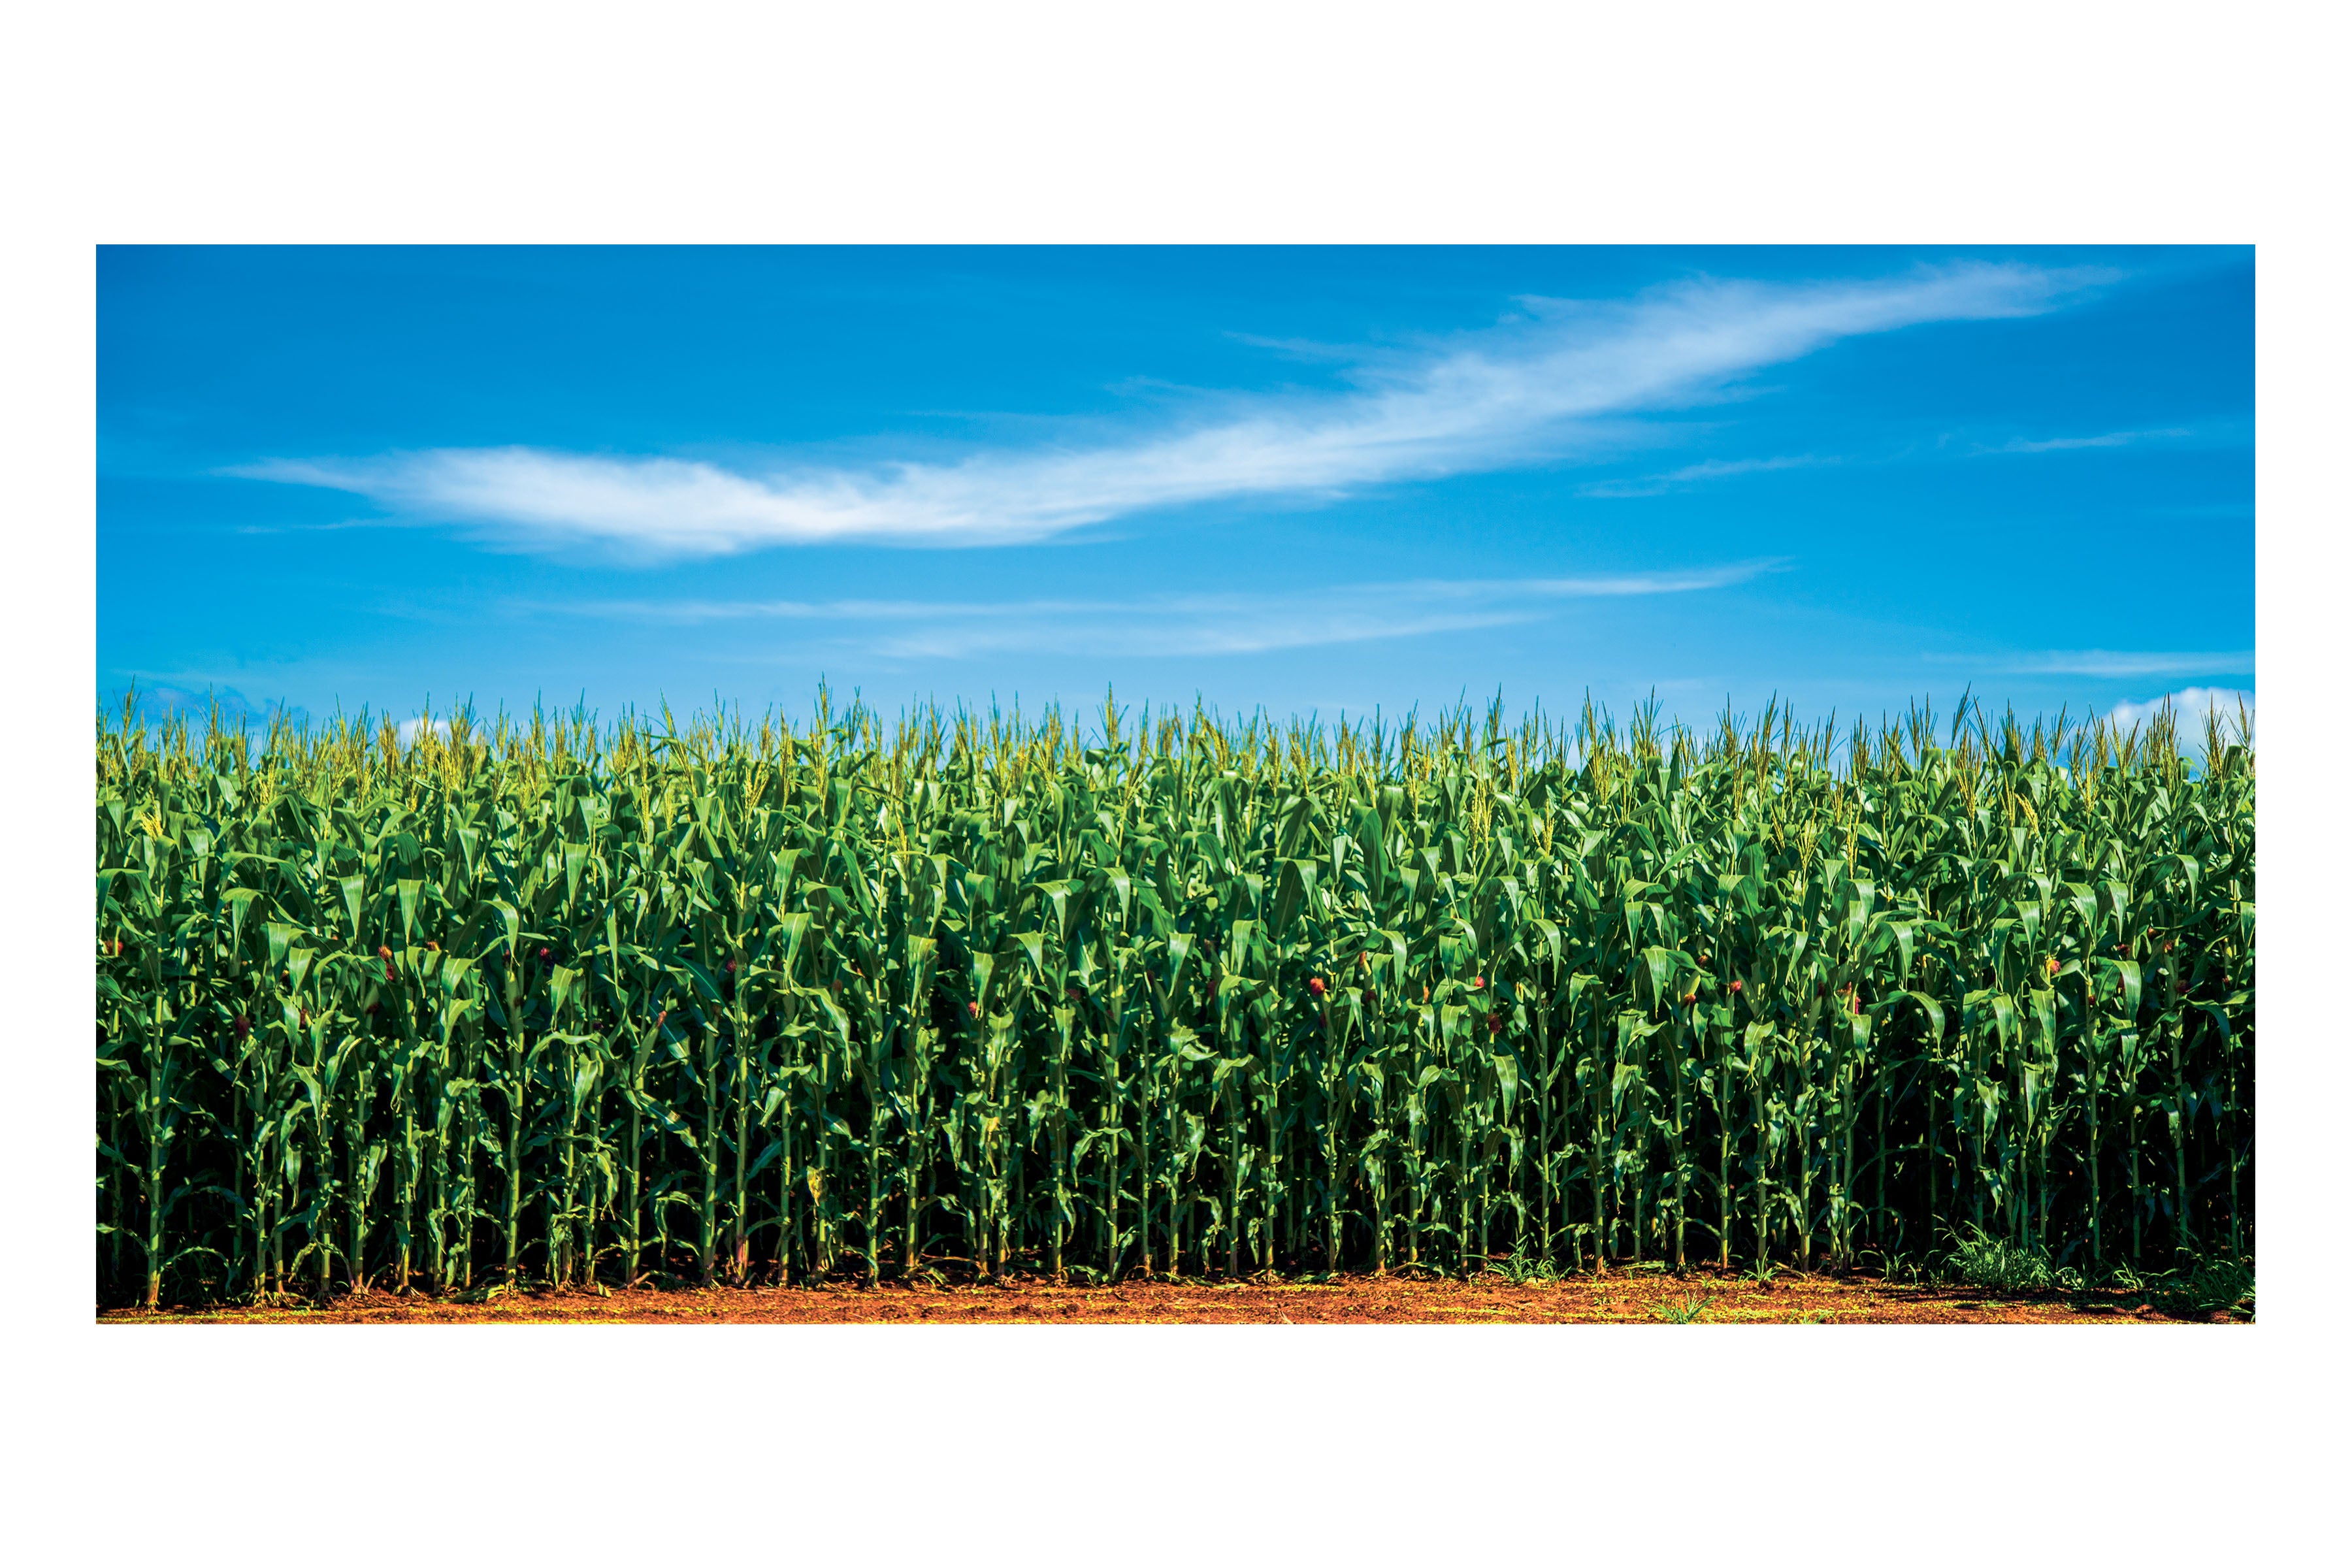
[1682,992,1697,1005]
[1308,976,1326,997]
[2047,956,2061,975]
[968,1001,983,1019]
[1730,980,1744,995]
[233,1015,250,1041]
[1486,1012,1503,1034]
[726,958,738,974]
[1469,976,1485,990]
[539,947,553,961]
[384,960,396,982]
[377,944,393,960]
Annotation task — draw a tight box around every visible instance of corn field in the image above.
[95,691,2253,1307]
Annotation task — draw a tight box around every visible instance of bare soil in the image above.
[96,1267,2240,1325]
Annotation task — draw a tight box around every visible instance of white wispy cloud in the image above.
[1578,453,1831,498]
[553,561,1780,659]
[2001,649,2254,678]
[2107,687,2255,738]
[1980,427,2191,455]
[233,263,2102,559]
[1924,649,2254,678]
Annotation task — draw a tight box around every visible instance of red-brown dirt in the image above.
[96,1268,2239,1325]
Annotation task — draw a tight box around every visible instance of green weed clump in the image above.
[1941,1224,2255,1318]
[2130,1256,2256,1319]
[1943,1226,2059,1295]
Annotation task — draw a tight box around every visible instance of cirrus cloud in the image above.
[233,263,2106,561]
[548,561,1784,661]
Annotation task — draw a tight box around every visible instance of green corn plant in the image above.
[95,689,2252,1303]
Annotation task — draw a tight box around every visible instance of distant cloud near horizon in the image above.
[234,263,2105,561]
[2106,687,2254,740]
[101,682,308,728]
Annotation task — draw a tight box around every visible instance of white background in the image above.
[4,4,2340,1562]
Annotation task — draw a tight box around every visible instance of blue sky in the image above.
[97,245,2253,737]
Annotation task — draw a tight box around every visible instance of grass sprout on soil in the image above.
[1484,1242,1567,1286]
[1942,1226,2254,1318]
[1943,1226,2061,1296]
[2136,1256,2255,1320]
